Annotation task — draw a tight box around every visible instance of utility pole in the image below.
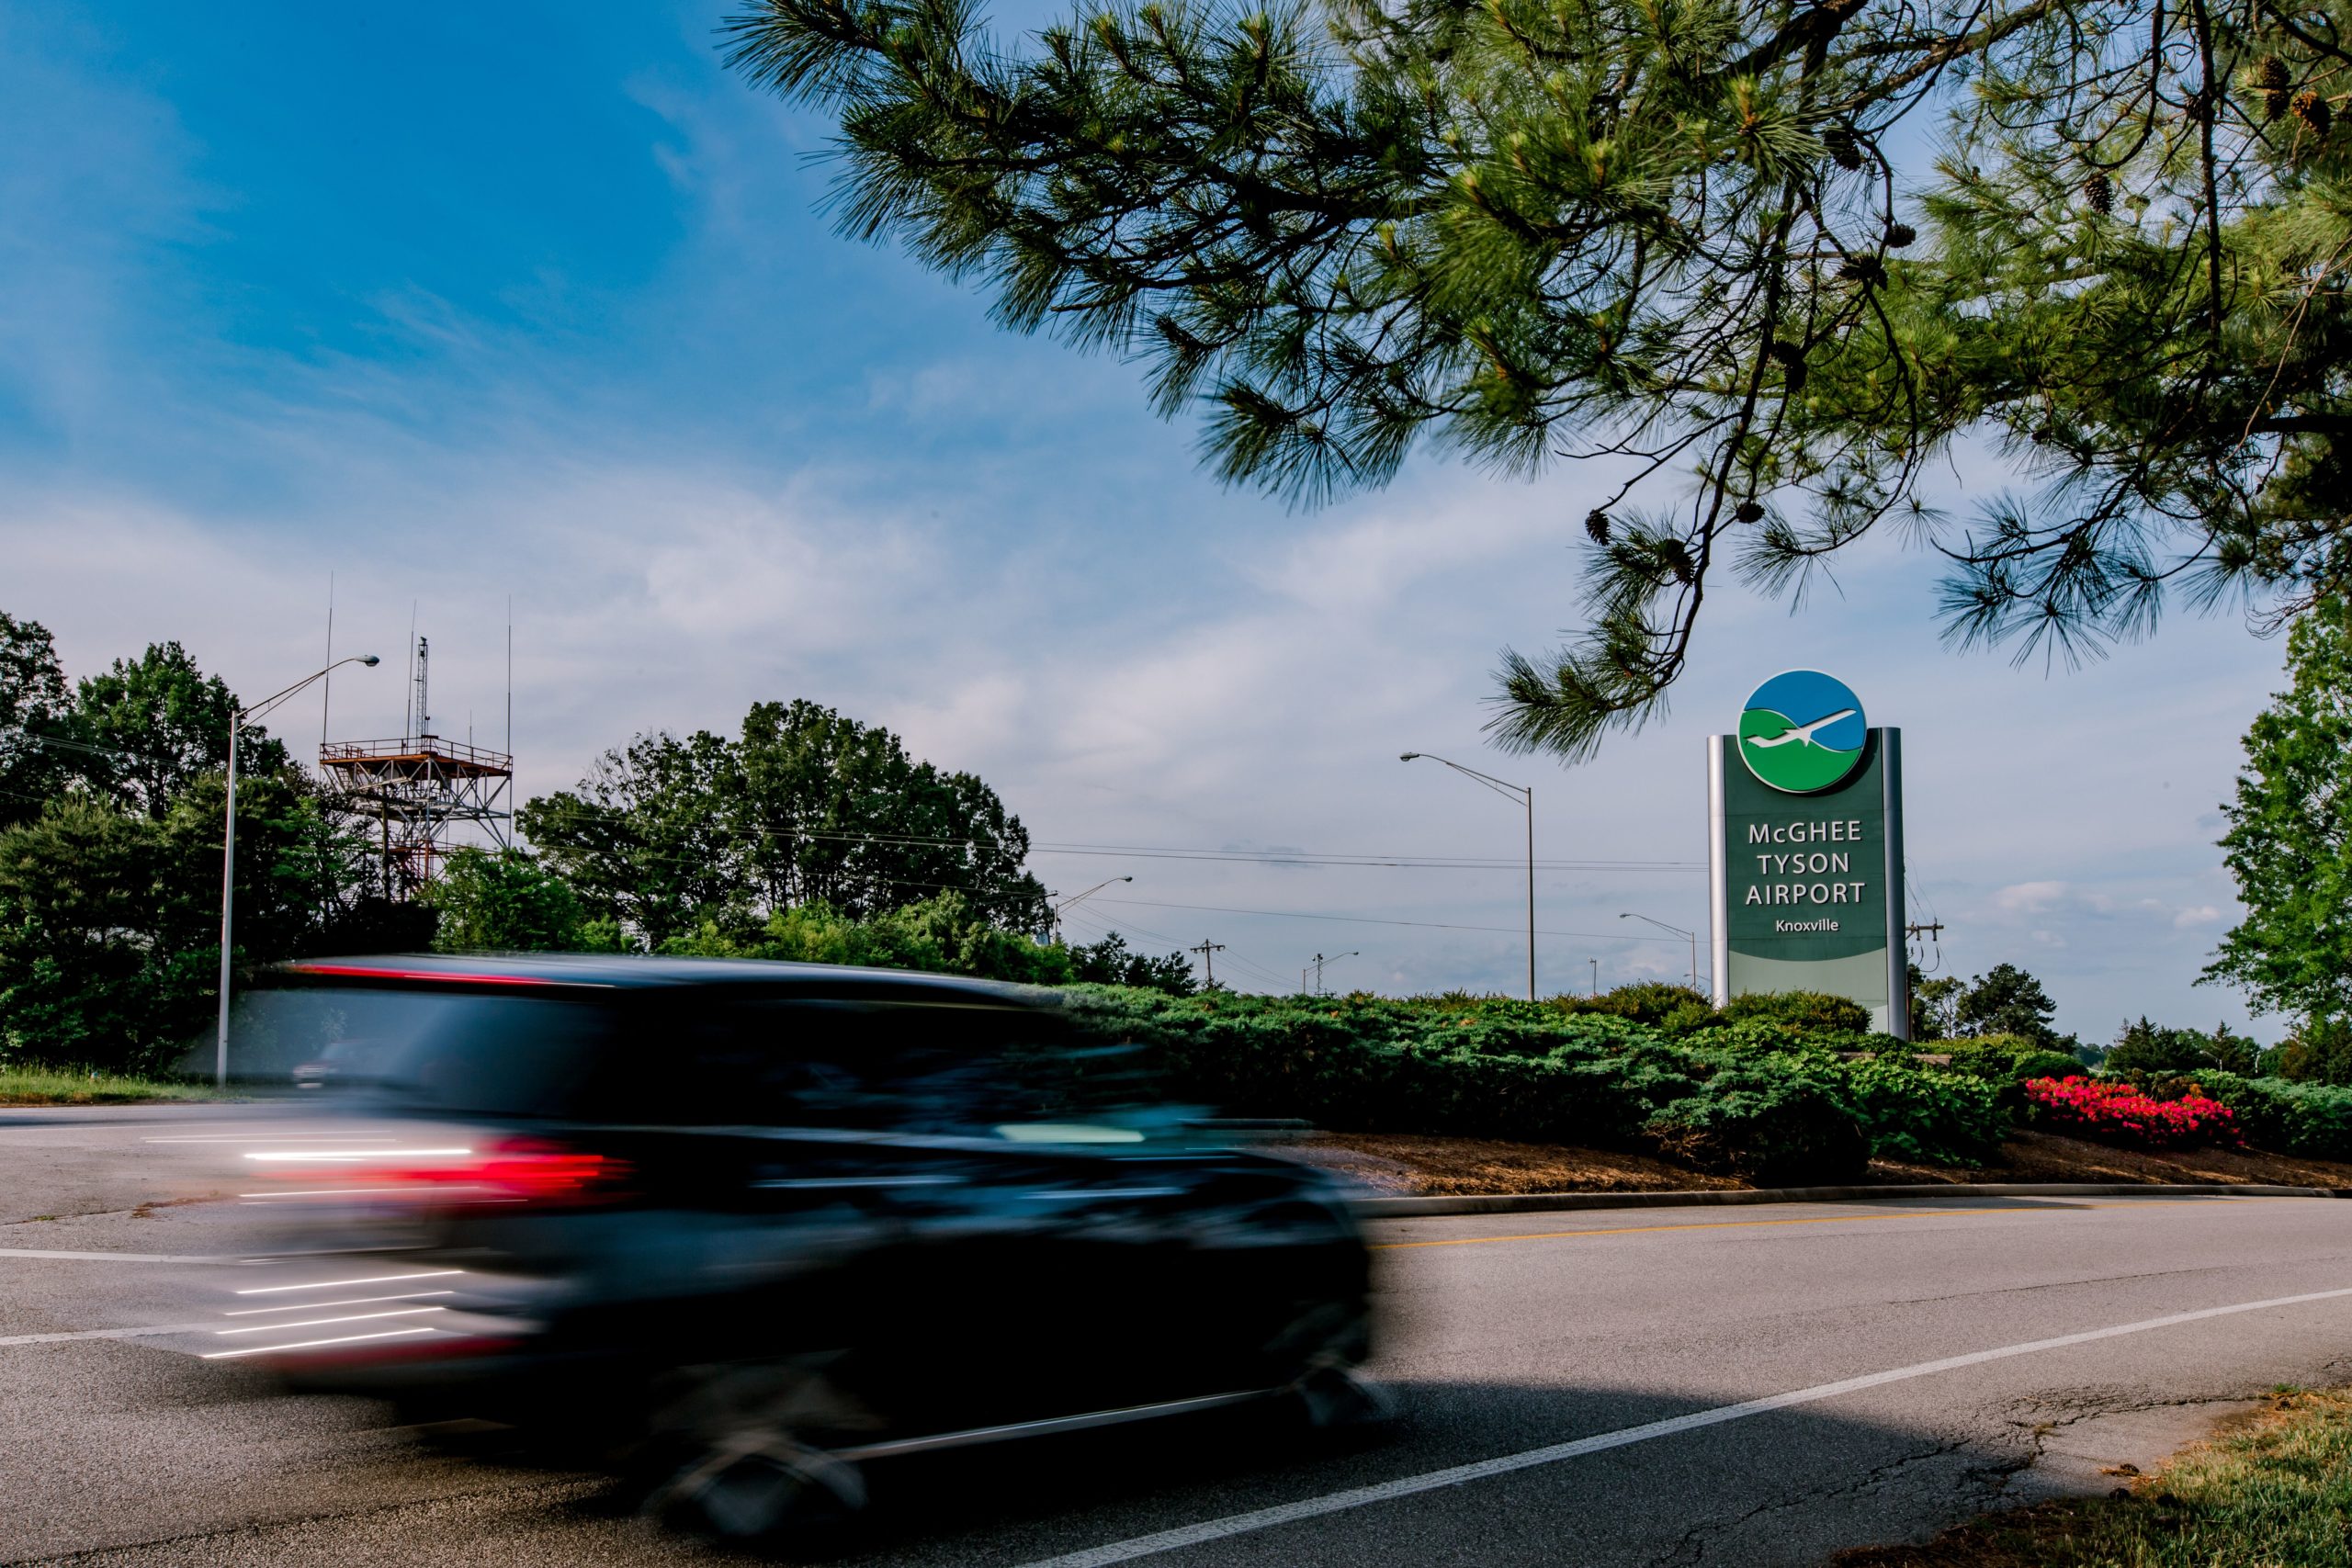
[1589,958,1598,997]
[1904,921,1946,941]
[1190,939,1226,989]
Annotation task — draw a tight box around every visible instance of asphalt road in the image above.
[7,1104,2352,1567]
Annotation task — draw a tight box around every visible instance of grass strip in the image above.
[1833,1385,2352,1566]
[0,1064,222,1105]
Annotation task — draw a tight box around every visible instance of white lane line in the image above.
[1017,1283,2352,1568]
[223,1291,454,1315]
[202,1326,437,1359]
[233,1269,462,1295]
[0,1248,237,1263]
[215,1307,446,1336]
[0,1323,220,1347]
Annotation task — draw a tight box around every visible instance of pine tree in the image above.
[725,0,2352,754]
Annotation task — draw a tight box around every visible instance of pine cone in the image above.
[1662,540,1697,584]
[1884,221,1917,248]
[1770,342,1812,392]
[1735,500,1766,524]
[1585,510,1611,546]
[2259,54,2291,119]
[1822,125,1863,170]
[2294,90,2333,138]
[2083,172,2113,215]
[1838,255,1887,288]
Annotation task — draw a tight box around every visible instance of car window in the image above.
[237,984,1152,1131]
[232,986,618,1117]
[592,998,1149,1133]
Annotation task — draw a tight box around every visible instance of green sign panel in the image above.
[1710,671,1907,1036]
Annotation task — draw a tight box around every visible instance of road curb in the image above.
[1352,1181,2349,1217]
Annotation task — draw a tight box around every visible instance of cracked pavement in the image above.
[7,1106,2352,1567]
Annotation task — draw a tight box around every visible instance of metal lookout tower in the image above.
[320,635,514,895]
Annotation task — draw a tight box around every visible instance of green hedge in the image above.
[1059,987,2007,1183]
[2180,1073,2352,1162]
[1929,1035,2090,1110]
[1057,987,2352,1177]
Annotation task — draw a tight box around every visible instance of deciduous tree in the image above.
[74,641,289,818]
[1953,963,2066,1048]
[519,703,1050,943]
[2204,594,2352,1024]
[428,849,589,953]
[1069,930,1199,995]
[0,613,74,827]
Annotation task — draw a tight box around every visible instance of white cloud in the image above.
[1996,880,2071,913]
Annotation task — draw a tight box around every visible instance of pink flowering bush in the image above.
[2023,1076,2242,1149]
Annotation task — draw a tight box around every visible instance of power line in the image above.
[516,798,1699,873]
[1090,895,1692,945]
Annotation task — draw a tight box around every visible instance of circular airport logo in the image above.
[1738,671,1868,794]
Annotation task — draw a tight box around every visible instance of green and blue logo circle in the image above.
[1738,671,1867,794]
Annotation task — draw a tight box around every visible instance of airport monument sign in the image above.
[1708,671,1908,1037]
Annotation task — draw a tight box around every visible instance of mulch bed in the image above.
[1272,1127,2352,1196]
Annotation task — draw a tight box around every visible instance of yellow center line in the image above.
[1369,1194,2313,1251]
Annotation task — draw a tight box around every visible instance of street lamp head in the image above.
[1618,912,1633,919]
[1398,751,1419,761]
[357,654,381,666]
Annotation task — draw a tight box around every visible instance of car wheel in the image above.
[1285,1362,1396,1432]
[639,1358,874,1544]
[655,1436,866,1544]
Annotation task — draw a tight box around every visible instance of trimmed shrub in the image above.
[1831,1056,2007,1167]
[1721,989,1873,1035]
[1558,981,1720,1031]
[2190,1073,2352,1162]
[1936,1035,2088,1110]
[1646,1064,1871,1185]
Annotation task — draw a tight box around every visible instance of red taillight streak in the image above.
[280,963,560,987]
[265,1140,631,1207]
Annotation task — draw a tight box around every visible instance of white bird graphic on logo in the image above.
[1745,708,1858,749]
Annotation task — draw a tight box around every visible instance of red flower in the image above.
[2022,1077,2240,1149]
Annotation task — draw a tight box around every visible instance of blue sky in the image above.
[0,1,2299,1040]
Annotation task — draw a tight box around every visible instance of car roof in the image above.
[267,952,1053,1007]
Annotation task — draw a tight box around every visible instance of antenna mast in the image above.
[320,573,335,749]
[413,637,431,739]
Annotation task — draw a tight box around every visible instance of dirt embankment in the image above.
[1275,1128,2352,1196]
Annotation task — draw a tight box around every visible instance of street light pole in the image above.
[1620,910,1700,993]
[1401,752,1535,1001]
[217,654,379,1088]
[1049,874,1133,927]
[1309,951,1360,996]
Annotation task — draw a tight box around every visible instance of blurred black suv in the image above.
[229,954,1377,1539]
